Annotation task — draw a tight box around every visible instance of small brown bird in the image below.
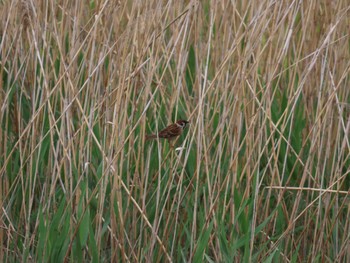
[146,120,189,143]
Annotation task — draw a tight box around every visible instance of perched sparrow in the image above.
[146,120,189,142]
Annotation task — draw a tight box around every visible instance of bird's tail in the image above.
[145,134,157,141]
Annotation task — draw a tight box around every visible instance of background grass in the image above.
[1,0,349,262]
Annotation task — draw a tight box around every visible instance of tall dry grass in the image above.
[0,0,349,262]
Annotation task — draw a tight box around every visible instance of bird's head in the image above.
[176,119,190,129]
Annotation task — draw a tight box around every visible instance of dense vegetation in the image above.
[1,0,349,262]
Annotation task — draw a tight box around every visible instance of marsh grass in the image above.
[1,0,349,262]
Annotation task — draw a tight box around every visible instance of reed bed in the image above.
[1,0,349,262]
